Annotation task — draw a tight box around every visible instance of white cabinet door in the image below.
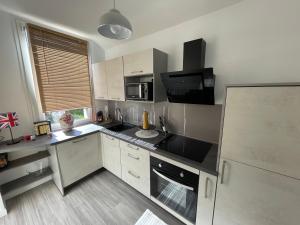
[196,172,216,225]
[106,57,125,101]
[221,86,300,179]
[93,61,108,100]
[101,134,122,178]
[57,134,101,187]
[213,158,300,225]
[120,141,150,197]
[123,49,153,76]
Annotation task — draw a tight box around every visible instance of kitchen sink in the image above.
[106,123,135,132]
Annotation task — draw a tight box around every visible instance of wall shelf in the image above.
[0,167,53,200]
[0,151,50,173]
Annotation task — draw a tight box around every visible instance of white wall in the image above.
[0,12,33,139]
[106,0,300,103]
[0,11,105,140]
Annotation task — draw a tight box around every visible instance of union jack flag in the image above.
[0,112,19,129]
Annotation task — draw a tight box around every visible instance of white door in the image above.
[123,49,153,76]
[93,61,108,100]
[106,57,125,101]
[196,172,217,225]
[213,158,300,225]
[221,86,300,179]
[57,134,101,187]
[102,134,121,178]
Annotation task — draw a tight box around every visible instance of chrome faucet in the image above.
[115,107,123,124]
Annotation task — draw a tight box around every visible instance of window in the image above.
[27,24,93,128]
[45,108,91,129]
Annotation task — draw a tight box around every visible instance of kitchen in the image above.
[0,0,300,225]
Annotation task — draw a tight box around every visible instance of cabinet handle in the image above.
[97,96,105,99]
[131,70,143,74]
[128,153,139,160]
[72,137,87,143]
[204,177,209,198]
[128,170,140,179]
[105,135,114,140]
[111,97,120,100]
[127,143,139,150]
[220,160,226,184]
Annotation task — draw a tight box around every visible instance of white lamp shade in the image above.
[98,9,132,40]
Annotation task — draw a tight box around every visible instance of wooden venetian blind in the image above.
[27,24,92,112]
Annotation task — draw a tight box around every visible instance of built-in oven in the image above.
[125,82,153,101]
[150,156,199,224]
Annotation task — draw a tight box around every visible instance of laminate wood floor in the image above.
[0,170,184,225]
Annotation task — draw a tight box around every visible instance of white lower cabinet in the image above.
[120,141,150,197]
[101,134,122,178]
[57,133,102,187]
[196,171,217,225]
[213,158,300,225]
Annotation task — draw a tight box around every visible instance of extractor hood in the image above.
[161,39,215,105]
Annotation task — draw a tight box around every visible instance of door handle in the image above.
[72,137,87,143]
[131,70,143,74]
[105,135,115,140]
[204,177,209,198]
[220,160,226,184]
[128,170,140,179]
[128,153,139,160]
[127,143,139,150]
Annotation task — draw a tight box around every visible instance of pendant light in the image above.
[97,0,133,40]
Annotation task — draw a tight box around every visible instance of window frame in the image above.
[45,108,92,131]
[16,21,95,131]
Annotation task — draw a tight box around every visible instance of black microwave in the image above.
[125,82,153,101]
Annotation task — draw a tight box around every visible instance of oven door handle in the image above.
[152,168,194,191]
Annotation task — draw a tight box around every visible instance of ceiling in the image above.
[0,0,242,49]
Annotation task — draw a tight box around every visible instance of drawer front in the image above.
[120,141,149,169]
[57,134,101,187]
[102,133,120,147]
[122,164,150,197]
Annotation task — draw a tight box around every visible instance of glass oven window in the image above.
[150,160,198,224]
[156,174,197,222]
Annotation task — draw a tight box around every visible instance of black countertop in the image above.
[98,122,218,176]
[0,123,218,176]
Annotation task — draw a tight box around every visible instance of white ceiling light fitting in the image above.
[97,0,133,40]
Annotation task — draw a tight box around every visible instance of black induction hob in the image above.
[155,134,213,163]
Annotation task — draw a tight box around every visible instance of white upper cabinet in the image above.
[123,49,154,76]
[106,57,125,101]
[220,86,300,179]
[196,172,216,225]
[93,61,108,100]
[214,158,300,225]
